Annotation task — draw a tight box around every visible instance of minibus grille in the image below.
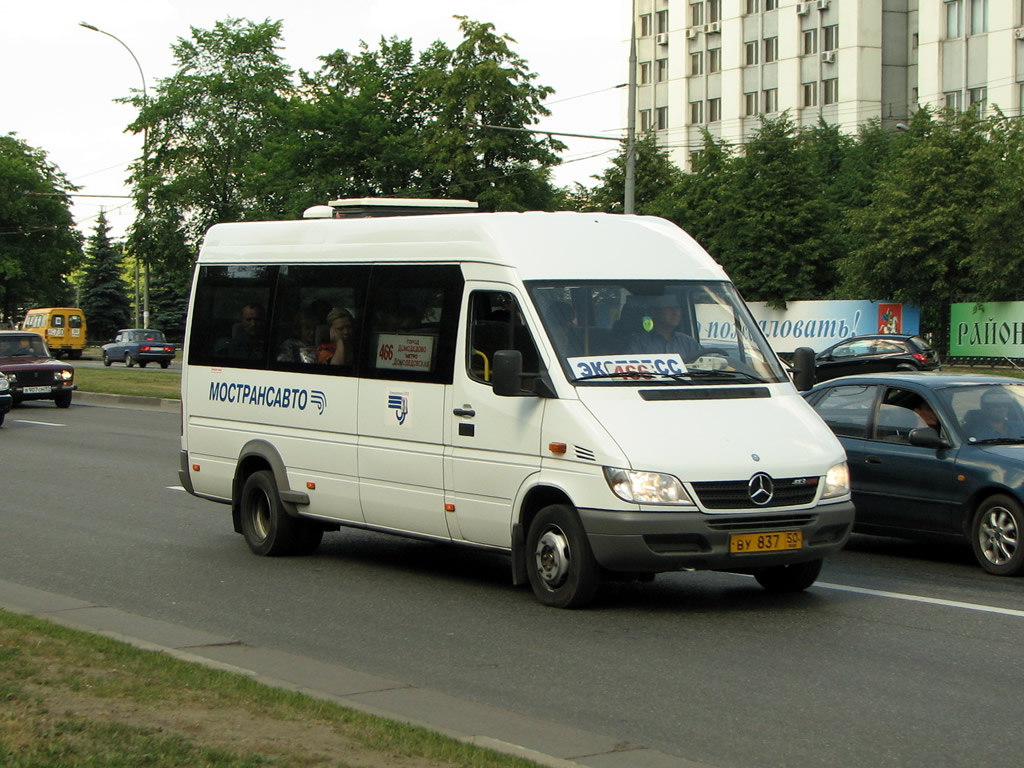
[690,477,819,510]
[704,514,816,531]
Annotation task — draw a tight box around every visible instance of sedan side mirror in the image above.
[909,427,952,449]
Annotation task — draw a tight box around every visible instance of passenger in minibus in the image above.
[316,307,355,366]
[277,308,319,364]
[627,294,704,361]
[225,303,266,359]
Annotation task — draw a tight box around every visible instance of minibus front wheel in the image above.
[526,504,600,609]
[239,470,322,556]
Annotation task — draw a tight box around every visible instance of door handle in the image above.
[453,406,476,418]
[865,456,882,464]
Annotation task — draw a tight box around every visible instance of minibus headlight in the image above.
[603,467,694,506]
[821,461,850,499]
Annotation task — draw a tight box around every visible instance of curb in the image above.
[74,391,180,411]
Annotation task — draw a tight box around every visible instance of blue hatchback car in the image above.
[804,372,1024,575]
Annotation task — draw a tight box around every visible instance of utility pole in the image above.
[624,0,637,214]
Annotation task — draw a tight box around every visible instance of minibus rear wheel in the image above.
[752,558,823,592]
[240,470,315,556]
[526,504,600,608]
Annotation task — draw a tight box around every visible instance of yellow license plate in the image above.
[730,530,802,554]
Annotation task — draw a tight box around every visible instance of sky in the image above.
[3,1,632,242]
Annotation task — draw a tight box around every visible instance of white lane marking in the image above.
[12,420,65,427]
[816,581,1024,618]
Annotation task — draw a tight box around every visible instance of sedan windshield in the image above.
[527,280,789,385]
[0,336,49,358]
[936,382,1024,443]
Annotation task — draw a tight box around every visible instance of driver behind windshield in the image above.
[627,294,705,362]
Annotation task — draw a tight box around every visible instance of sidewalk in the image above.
[0,578,701,768]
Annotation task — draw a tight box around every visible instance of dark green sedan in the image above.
[804,372,1024,575]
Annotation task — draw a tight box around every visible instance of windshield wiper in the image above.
[685,369,768,383]
[971,437,1024,445]
[574,371,693,384]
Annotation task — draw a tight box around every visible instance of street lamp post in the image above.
[80,21,150,328]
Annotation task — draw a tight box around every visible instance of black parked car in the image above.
[0,331,75,408]
[102,329,176,368]
[814,334,940,382]
[805,372,1024,575]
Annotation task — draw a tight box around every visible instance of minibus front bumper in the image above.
[578,501,855,573]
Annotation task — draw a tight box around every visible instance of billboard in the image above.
[950,302,1024,358]
[745,300,920,353]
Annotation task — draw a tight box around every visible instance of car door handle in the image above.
[453,406,476,418]
[865,456,882,464]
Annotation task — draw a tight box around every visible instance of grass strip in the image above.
[0,609,544,768]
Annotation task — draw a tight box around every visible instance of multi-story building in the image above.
[634,0,1023,171]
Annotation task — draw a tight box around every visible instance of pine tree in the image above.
[79,212,132,341]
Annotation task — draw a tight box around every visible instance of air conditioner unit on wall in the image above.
[817,0,829,9]
[822,50,836,64]
[797,2,810,15]
[705,21,721,34]
[686,28,698,40]
[656,32,669,45]
[1015,28,1024,41]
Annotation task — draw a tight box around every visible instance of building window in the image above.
[824,25,839,51]
[640,61,651,85]
[745,41,759,65]
[823,78,839,105]
[745,91,759,115]
[803,82,818,107]
[764,37,778,63]
[640,14,652,36]
[765,0,778,9]
[746,0,759,13]
[656,106,668,130]
[657,58,669,82]
[970,0,988,34]
[946,0,962,38]
[764,88,778,113]
[640,109,652,131]
[803,29,818,55]
[707,1,722,24]
[656,9,669,34]
[708,98,722,123]
[969,87,987,114]
[709,47,721,73]
[690,2,704,26]
[691,51,704,75]
[945,90,963,112]
[690,100,704,124]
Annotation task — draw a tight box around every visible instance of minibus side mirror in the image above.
[791,346,817,392]
[492,350,525,396]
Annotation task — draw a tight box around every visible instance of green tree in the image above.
[843,107,997,344]
[578,132,686,217]
[700,114,840,305]
[0,134,82,322]
[130,18,294,250]
[79,212,132,340]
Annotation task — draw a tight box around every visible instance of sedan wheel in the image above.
[971,495,1024,576]
[102,351,111,367]
[125,353,135,368]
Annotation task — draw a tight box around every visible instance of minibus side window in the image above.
[361,264,462,385]
[468,291,541,385]
[189,265,277,368]
[269,265,369,373]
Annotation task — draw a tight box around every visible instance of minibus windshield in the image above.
[527,281,789,386]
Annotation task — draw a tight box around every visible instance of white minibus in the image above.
[179,202,853,608]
